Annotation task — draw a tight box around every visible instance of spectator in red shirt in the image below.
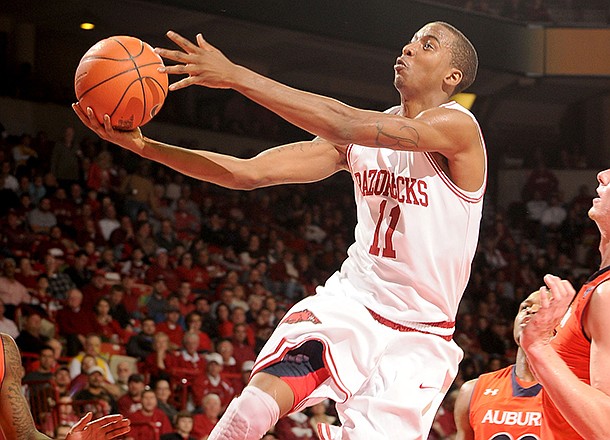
[175,252,210,294]
[156,306,185,350]
[191,393,222,440]
[215,302,232,339]
[198,352,235,411]
[185,311,212,353]
[231,323,256,369]
[55,287,96,356]
[81,269,110,312]
[145,248,180,293]
[35,225,74,265]
[142,331,173,383]
[93,297,128,344]
[128,388,172,439]
[117,373,146,415]
[176,281,196,316]
[166,331,207,405]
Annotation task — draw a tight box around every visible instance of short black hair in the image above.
[434,22,478,94]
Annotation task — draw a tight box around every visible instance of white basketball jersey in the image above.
[328,101,486,325]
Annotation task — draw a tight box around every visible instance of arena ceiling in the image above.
[4,0,610,149]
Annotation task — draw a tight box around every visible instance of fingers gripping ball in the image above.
[74,36,168,130]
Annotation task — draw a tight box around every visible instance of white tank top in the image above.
[324,101,486,327]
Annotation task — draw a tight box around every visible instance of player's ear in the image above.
[445,67,463,89]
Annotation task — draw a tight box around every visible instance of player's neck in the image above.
[598,237,610,269]
[399,95,450,118]
[514,348,536,383]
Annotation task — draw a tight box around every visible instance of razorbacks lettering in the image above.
[353,169,428,206]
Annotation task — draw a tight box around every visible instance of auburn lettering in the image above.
[480,410,541,427]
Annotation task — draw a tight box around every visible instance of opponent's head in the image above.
[513,290,542,345]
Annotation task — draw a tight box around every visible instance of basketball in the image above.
[74,35,168,130]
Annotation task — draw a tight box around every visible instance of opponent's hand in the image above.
[66,412,131,440]
[155,30,239,91]
[72,103,145,154]
[520,274,576,351]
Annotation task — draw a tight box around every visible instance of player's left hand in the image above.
[520,274,575,351]
[155,30,238,91]
[66,412,131,440]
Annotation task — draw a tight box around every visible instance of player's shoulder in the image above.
[584,279,610,336]
[458,378,478,398]
[416,103,476,126]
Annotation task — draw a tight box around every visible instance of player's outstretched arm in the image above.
[73,104,346,190]
[454,379,476,440]
[521,274,610,439]
[155,32,481,161]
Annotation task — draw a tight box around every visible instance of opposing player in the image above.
[520,168,610,439]
[74,21,485,439]
[454,291,543,440]
[0,333,131,439]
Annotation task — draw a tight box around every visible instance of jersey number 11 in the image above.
[369,200,400,258]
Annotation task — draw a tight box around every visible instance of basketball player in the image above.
[74,21,485,439]
[520,168,610,439]
[454,291,543,439]
[0,333,131,439]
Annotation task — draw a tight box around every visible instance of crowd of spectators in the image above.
[0,123,353,439]
[0,118,600,439]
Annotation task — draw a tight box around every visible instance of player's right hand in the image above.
[72,103,145,154]
[66,412,131,440]
[155,30,239,91]
[520,274,575,350]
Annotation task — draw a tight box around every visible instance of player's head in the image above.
[513,290,542,345]
[396,22,477,98]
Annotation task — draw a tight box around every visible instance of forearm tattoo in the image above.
[375,122,419,149]
[3,335,39,439]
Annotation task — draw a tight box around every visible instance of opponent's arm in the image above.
[155,32,484,190]
[73,104,346,191]
[521,275,610,439]
[0,334,51,439]
[454,379,476,440]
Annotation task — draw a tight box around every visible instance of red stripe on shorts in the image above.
[367,308,454,341]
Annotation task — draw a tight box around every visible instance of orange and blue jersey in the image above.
[469,365,542,440]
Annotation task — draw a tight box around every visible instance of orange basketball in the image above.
[74,36,168,130]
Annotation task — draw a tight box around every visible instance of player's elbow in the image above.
[228,162,264,191]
